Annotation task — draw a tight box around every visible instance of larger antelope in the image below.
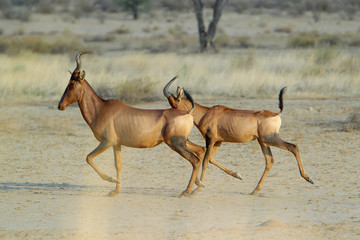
[163,78,314,195]
[58,51,203,197]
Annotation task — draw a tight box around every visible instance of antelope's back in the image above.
[199,107,259,142]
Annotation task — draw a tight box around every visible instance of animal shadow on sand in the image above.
[0,182,107,196]
[0,182,186,197]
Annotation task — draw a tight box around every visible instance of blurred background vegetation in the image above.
[1,0,360,54]
[0,0,360,102]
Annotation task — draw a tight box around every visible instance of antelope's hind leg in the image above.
[263,133,314,185]
[251,140,274,195]
[186,140,206,187]
[167,136,203,197]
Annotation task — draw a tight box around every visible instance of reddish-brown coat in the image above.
[164,80,313,195]
[58,52,202,197]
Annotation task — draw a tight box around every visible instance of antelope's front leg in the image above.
[86,141,120,184]
[108,145,122,197]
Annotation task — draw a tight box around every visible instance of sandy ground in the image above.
[0,98,359,239]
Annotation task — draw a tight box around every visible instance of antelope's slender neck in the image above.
[193,102,210,127]
[78,80,105,128]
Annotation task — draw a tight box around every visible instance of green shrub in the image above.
[215,34,231,47]
[289,32,349,48]
[160,0,191,11]
[168,27,176,35]
[274,26,292,33]
[318,34,341,46]
[49,38,83,54]
[114,27,131,34]
[115,0,151,19]
[168,25,184,36]
[38,0,54,14]
[215,35,252,48]
[234,36,252,48]
[2,6,31,21]
[349,36,360,47]
[85,34,116,42]
[75,0,95,13]
[288,32,317,48]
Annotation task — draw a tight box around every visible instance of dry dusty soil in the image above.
[0,98,359,239]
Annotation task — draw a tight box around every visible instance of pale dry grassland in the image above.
[1,48,359,102]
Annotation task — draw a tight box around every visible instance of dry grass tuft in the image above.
[0,32,82,55]
[340,110,360,132]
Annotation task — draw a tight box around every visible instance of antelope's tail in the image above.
[278,87,287,113]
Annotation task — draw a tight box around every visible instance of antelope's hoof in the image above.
[178,191,191,198]
[107,190,120,197]
[195,178,205,188]
[233,172,243,180]
[192,186,204,195]
[306,176,314,184]
[250,190,258,195]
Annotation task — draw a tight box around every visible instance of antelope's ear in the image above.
[79,70,86,81]
[176,86,184,98]
[68,70,72,75]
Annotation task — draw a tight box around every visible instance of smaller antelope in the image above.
[58,51,203,196]
[164,78,314,195]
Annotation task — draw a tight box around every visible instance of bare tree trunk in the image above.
[192,0,229,52]
[131,4,138,20]
[192,0,206,51]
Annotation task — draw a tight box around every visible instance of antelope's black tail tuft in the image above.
[278,87,287,113]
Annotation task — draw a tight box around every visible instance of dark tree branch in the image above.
[192,0,207,51]
[192,0,230,52]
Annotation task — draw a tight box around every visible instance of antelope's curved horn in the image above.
[163,75,178,98]
[74,50,93,73]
